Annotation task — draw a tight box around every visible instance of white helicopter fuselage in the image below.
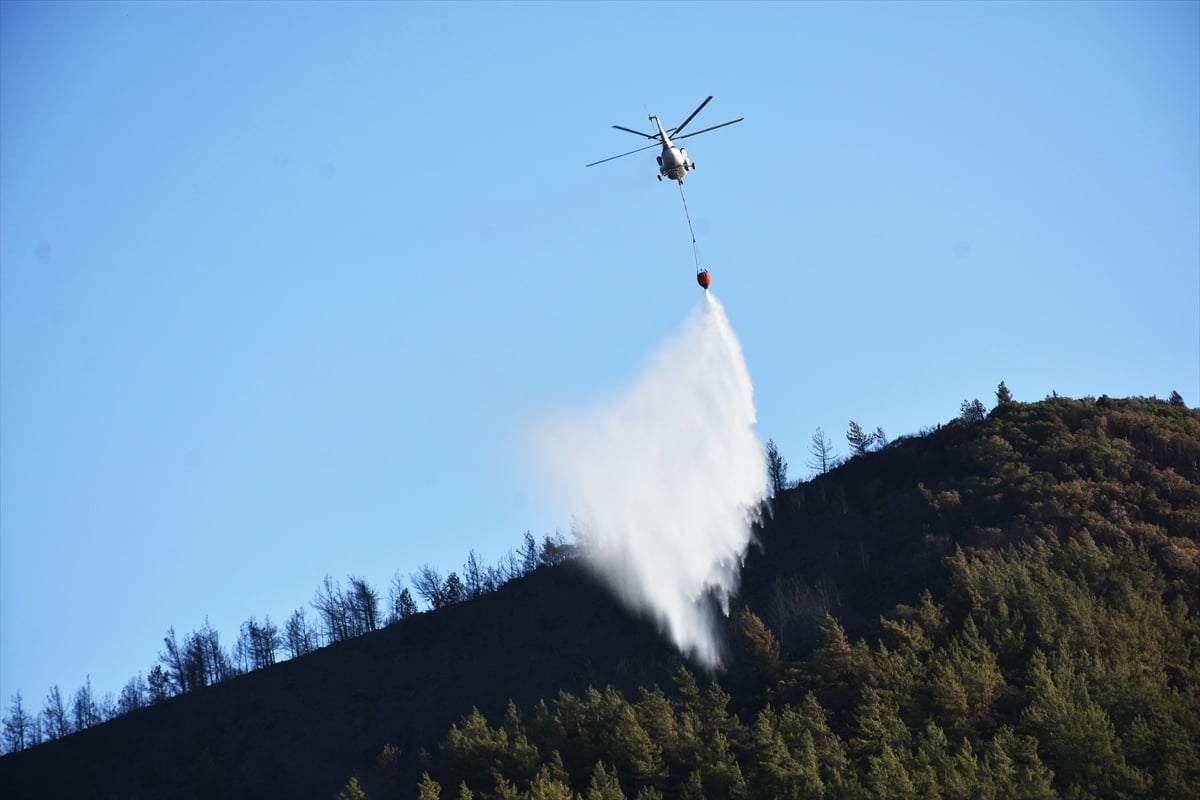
[584,96,741,183]
[652,115,693,182]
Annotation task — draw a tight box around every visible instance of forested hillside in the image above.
[400,396,1200,800]
[2,395,1197,800]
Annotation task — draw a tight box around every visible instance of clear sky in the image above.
[2,1,1197,711]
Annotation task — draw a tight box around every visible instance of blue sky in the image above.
[2,1,1197,711]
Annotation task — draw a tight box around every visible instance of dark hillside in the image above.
[737,396,1200,658]
[4,396,1198,799]
[0,563,686,798]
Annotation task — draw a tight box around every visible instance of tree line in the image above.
[772,383,1187,496]
[1,531,576,754]
[766,380,1030,498]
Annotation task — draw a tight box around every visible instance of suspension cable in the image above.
[677,181,701,272]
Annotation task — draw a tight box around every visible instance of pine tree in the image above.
[389,572,419,623]
[748,708,803,800]
[844,419,873,455]
[584,761,627,800]
[417,772,443,800]
[700,730,748,799]
[520,532,540,574]
[996,381,1013,404]
[375,743,402,788]
[865,743,915,800]
[632,788,664,800]
[336,775,367,800]
[527,762,574,800]
[442,707,520,791]
[850,686,911,760]
[942,738,982,800]
[766,439,789,495]
[790,693,855,792]
[443,572,465,605]
[679,769,706,800]
[1021,650,1152,797]
[738,608,781,672]
[985,726,1057,799]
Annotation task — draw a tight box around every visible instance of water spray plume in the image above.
[534,293,766,668]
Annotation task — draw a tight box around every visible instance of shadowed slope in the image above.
[0,563,686,798]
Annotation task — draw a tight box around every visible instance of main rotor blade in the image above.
[674,117,744,141]
[612,124,659,140]
[672,96,713,137]
[585,141,663,167]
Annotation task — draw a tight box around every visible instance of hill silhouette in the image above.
[0,561,687,797]
[2,394,1198,799]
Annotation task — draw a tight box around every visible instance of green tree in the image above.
[375,743,402,789]
[585,762,626,800]
[996,381,1013,404]
[850,685,910,761]
[440,704,539,794]
[865,743,915,800]
[635,686,688,768]
[555,686,666,789]
[699,730,748,799]
[417,772,442,800]
[1021,651,1151,797]
[960,398,987,422]
[984,727,1057,800]
[942,738,982,800]
[527,762,574,800]
[747,708,804,799]
[679,770,706,800]
[336,775,367,800]
[738,607,780,672]
[930,617,1005,737]
[805,614,865,712]
[789,693,858,793]
[441,707,507,791]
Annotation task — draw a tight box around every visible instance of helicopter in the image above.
[585,96,743,183]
